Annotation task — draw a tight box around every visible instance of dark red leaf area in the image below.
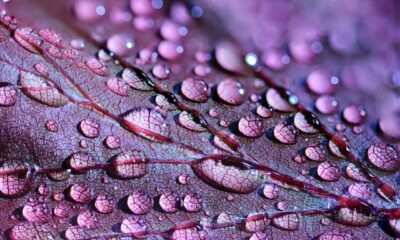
[0,0,399,239]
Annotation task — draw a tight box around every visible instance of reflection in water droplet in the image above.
[39,28,63,46]
[64,226,89,240]
[68,183,91,203]
[315,95,338,115]
[122,67,152,91]
[333,207,375,227]
[0,161,32,198]
[77,210,98,230]
[262,183,280,199]
[22,198,49,223]
[305,145,326,162]
[215,41,246,74]
[9,222,54,240]
[182,192,202,212]
[106,77,128,97]
[104,135,121,149]
[317,162,340,181]
[158,40,183,61]
[306,69,338,95]
[152,64,171,79]
[266,88,296,112]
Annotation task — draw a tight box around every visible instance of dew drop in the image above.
[0,83,17,106]
[208,108,219,118]
[273,123,298,145]
[178,111,206,132]
[177,174,190,185]
[85,57,109,77]
[152,63,171,79]
[122,107,169,141]
[244,213,270,233]
[47,169,70,182]
[367,143,399,171]
[48,45,63,59]
[77,210,98,230]
[37,183,48,195]
[79,118,100,138]
[305,145,326,162]
[9,222,54,240]
[345,163,367,182]
[66,151,96,173]
[130,0,154,15]
[215,212,234,224]
[271,213,300,231]
[261,183,280,201]
[193,64,211,77]
[192,158,263,193]
[306,69,337,95]
[70,38,85,50]
[53,202,70,218]
[33,63,49,76]
[64,226,89,240]
[266,88,296,112]
[104,135,121,149]
[160,20,181,41]
[276,201,288,211]
[262,49,290,71]
[294,111,319,133]
[316,230,352,240]
[122,67,152,91]
[328,137,349,158]
[107,34,134,57]
[212,133,238,153]
[13,27,42,54]
[378,114,400,140]
[180,77,209,103]
[22,199,49,223]
[249,232,269,240]
[0,161,32,197]
[108,150,147,179]
[348,183,372,200]
[127,190,153,215]
[389,218,400,236]
[256,105,273,118]
[68,183,91,203]
[94,193,115,214]
[238,115,264,138]
[106,77,128,97]
[121,216,147,234]
[317,162,340,181]
[215,41,246,74]
[343,105,366,125]
[39,28,62,46]
[182,192,202,212]
[333,207,375,227]
[19,71,69,107]
[217,78,246,105]
[158,40,183,61]
[315,95,338,115]
[159,191,179,213]
[171,225,207,240]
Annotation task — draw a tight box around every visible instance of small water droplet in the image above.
[215,41,246,74]
[33,63,49,76]
[53,202,70,218]
[177,174,190,185]
[244,213,269,232]
[108,150,147,179]
[180,77,209,103]
[39,28,63,46]
[178,111,206,132]
[106,77,128,97]
[107,34,134,57]
[293,111,319,133]
[271,213,300,231]
[127,190,153,215]
[122,67,152,91]
[157,40,183,61]
[13,27,42,54]
[305,145,326,162]
[266,88,296,112]
[85,57,109,77]
[316,230,352,240]
[104,135,121,149]
[256,105,273,118]
[79,118,100,138]
[343,105,366,125]
[22,198,49,223]
[262,183,280,199]
[182,192,202,212]
[0,161,32,197]
[64,226,89,240]
[306,69,338,95]
[315,95,338,115]
[121,216,147,234]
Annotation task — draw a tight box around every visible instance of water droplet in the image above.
[159,191,178,213]
[47,169,70,182]
[293,112,319,133]
[0,161,31,197]
[244,213,269,232]
[73,0,105,22]
[215,41,246,74]
[316,230,352,240]
[68,183,91,203]
[104,135,121,149]
[127,190,153,215]
[389,218,400,236]
[262,183,280,199]
[85,58,109,77]
[178,111,206,132]
[33,63,49,76]
[180,77,209,103]
[108,150,147,179]
[13,27,42,54]
[122,107,169,141]
[9,222,54,240]
[171,225,207,240]
[367,143,399,171]
[182,192,202,212]
[343,105,366,125]
[249,232,269,240]
[0,83,17,106]
[107,34,134,57]
[130,0,154,15]
[192,158,263,193]
[94,194,115,214]
[39,28,63,47]
[77,210,98,230]
[193,64,211,77]
[305,145,326,161]
[256,105,273,118]
[122,67,152,91]
[19,71,69,107]
[238,115,264,137]
[208,108,219,118]
[306,69,338,95]
[37,183,48,195]
[352,126,363,135]
[262,49,290,71]
[53,202,70,218]
[66,152,96,173]
[22,198,49,223]
[345,163,367,182]
[152,64,171,79]
[106,77,128,97]
[79,118,100,138]
[64,226,89,240]
[348,183,372,200]
[333,207,375,227]
[315,95,338,115]
[217,78,246,105]
[70,38,85,50]
[121,216,147,234]
[212,133,238,153]
[378,114,400,140]
[48,45,63,59]
[266,88,296,112]
[317,162,340,181]
[177,174,190,185]
[158,40,183,61]
[273,123,297,145]
[289,39,317,64]
[276,201,288,211]
[160,20,182,41]
[271,213,300,231]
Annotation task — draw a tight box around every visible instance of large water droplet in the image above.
[256,105,273,118]
[22,198,49,223]
[121,216,147,234]
[271,213,300,231]
[217,78,246,105]
[106,77,128,97]
[293,112,319,133]
[180,77,209,103]
[367,143,399,171]
[9,222,54,240]
[127,190,153,215]
[159,191,179,213]
[273,123,297,145]
[0,83,17,106]
[192,158,263,193]
[306,69,338,95]
[79,118,100,138]
[85,58,109,77]
[122,108,169,141]
[64,226,89,240]
[19,71,69,107]
[343,105,366,125]
[108,150,147,179]
[238,115,264,137]
[181,192,202,212]
[332,207,375,227]
[317,162,340,181]
[345,163,367,182]
[77,210,98,230]
[13,27,42,54]
[94,193,115,214]
[68,183,91,203]
[0,161,32,197]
